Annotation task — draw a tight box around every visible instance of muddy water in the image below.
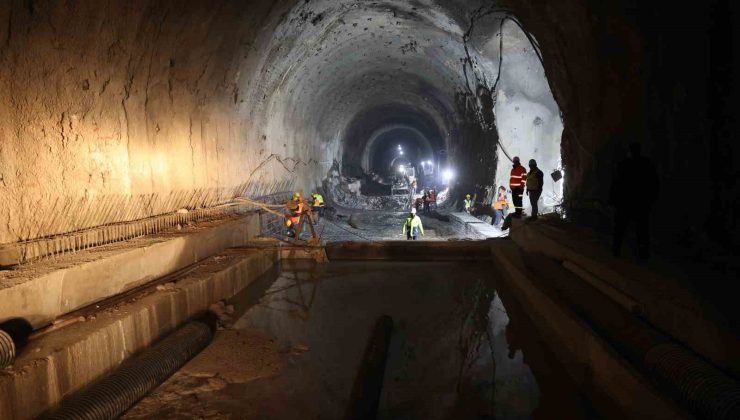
[125,260,595,419]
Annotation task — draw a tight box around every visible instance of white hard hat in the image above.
[411,208,417,214]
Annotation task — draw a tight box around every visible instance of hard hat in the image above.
[285,219,292,227]
[466,194,471,199]
[293,192,301,200]
[411,208,417,214]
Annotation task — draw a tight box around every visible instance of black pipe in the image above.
[0,329,14,369]
[0,318,32,369]
[46,315,215,420]
[345,315,394,420]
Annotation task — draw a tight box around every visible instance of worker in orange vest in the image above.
[285,192,305,238]
[509,156,527,218]
[492,186,509,227]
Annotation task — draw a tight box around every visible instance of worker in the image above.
[422,190,430,213]
[492,186,509,227]
[509,156,527,218]
[429,189,437,210]
[609,143,658,260]
[525,159,544,221]
[402,208,424,240]
[311,192,325,220]
[463,194,473,214]
[285,192,305,238]
[410,179,417,195]
[414,196,424,213]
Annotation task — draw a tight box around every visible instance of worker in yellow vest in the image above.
[311,192,325,221]
[402,208,424,240]
[464,194,473,214]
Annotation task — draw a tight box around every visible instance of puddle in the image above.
[233,260,594,419]
[126,259,595,419]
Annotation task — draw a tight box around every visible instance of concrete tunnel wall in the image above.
[0,0,562,243]
[1,0,737,252]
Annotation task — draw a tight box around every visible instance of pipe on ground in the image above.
[345,315,394,420]
[522,251,740,420]
[0,330,14,368]
[47,315,215,420]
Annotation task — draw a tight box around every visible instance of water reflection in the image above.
[233,260,585,419]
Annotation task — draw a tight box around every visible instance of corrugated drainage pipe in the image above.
[521,251,740,419]
[0,329,15,368]
[645,343,740,420]
[47,317,214,420]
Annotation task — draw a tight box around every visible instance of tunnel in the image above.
[0,0,738,419]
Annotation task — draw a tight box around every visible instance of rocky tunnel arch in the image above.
[6,0,683,242]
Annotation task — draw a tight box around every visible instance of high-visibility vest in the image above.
[287,200,304,225]
[312,194,324,206]
[510,165,527,188]
[402,215,424,235]
[493,193,508,210]
[464,199,472,210]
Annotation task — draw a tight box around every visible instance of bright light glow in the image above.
[398,165,406,174]
[427,160,432,165]
[399,151,404,155]
[442,168,454,183]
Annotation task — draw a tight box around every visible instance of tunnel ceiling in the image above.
[257,0,483,178]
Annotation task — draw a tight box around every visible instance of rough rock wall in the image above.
[506,0,738,250]
[0,0,315,244]
[452,9,563,211]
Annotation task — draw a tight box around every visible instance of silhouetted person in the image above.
[509,156,527,217]
[610,143,659,260]
[526,159,544,221]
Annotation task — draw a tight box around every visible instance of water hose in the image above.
[46,317,215,420]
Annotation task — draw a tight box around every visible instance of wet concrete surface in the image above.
[125,260,596,419]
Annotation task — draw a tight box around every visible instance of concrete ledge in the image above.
[0,248,278,420]
[491,242,688,419]
[510,219,740,378]
[0,214,261,329]
[449,212,507,238]
[325,240,493,261]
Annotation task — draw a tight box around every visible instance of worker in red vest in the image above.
[509,156,527,218]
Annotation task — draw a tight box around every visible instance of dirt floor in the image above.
[296,209,483,242]
[124,260,595,420]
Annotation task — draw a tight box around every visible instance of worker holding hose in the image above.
[286,192,306,238]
